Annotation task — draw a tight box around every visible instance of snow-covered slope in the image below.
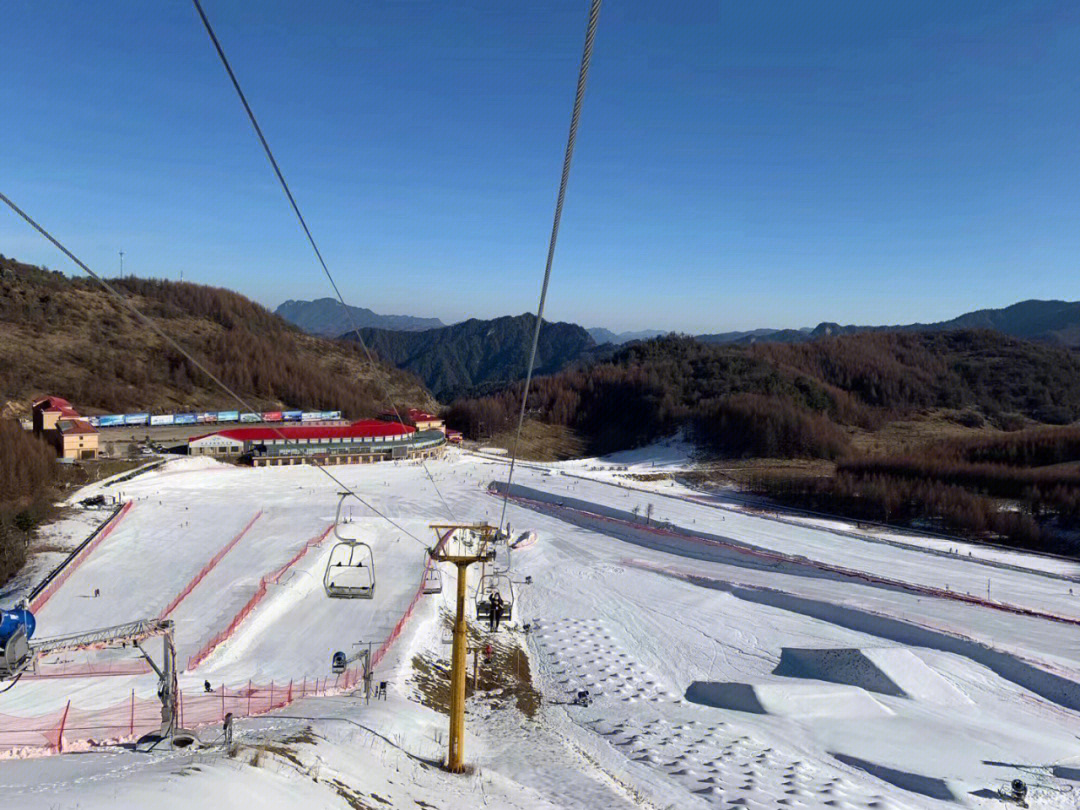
[3,452,1080,808]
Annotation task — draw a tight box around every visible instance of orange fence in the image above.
[30,501,134,614]
[160,510,263,619]
[0,668,364,756]
[185,523,334,670]
[0,525,450,756]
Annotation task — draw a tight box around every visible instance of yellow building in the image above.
[32,396,100,460]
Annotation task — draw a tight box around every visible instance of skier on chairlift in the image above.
[489,591,505,632]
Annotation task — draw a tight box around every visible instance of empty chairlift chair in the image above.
[475,573,513,625]
[323,495,377,599]
[324,540,376,599]
[422,566,443,595]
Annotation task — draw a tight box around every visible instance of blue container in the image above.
[0,608,36,645]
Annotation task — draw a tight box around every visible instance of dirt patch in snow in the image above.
[410,612,540,719]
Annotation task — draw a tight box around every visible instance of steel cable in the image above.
[191,0,457,523]
[497,0,602,539]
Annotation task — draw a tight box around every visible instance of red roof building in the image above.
[31,396,99,460]
[190,419,415,444]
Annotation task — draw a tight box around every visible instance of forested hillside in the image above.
[0,257,435,417]
[350,314,599,400]
[0,419,56,583]
[448,332,1080,457]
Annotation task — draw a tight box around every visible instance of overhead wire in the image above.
[497,0,602,548]
[190,0,457,523]
[0,191,430,549]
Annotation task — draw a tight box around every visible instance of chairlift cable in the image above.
[0,191,429,549]
[190,0,457,523]
[497,0,602,537]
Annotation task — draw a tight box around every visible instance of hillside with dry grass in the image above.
[0,256,436,418]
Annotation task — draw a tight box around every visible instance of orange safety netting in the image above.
[0,669,364,756]
[185,523,334,670]
[30,501,135,614]
[0,525,451,757]
[160,510,263,619]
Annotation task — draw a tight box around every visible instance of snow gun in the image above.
[0,604,36,679]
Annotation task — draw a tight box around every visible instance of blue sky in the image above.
[3,1,1079,333]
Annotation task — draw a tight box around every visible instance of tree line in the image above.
[0,419,57,584]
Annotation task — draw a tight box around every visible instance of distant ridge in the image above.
[276,297,444,336]
[346,314,597,400]
[588,327,668,345]
[698,300,1080,347]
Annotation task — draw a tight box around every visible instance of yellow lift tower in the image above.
[429,523,498,773]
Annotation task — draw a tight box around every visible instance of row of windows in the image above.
[262,435,397,445]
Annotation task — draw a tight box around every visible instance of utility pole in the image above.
[429,523,497,773]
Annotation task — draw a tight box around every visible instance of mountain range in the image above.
[275,298,444,336]
[698,300,1080,347]
[344,314,598,401]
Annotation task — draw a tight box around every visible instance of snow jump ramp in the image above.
[685,679,893,718]
[773,646,969,704]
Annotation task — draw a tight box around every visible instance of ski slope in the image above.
[3,450,1080,808]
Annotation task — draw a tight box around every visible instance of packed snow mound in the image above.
[773,647,969,704]
[685,680,893,718]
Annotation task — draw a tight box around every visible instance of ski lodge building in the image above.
[377,408,445,432]
[188,419,446,467]
[32,396,100,460]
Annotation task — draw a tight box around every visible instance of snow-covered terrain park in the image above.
[4,447,1080,808]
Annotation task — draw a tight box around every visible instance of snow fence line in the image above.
[369,526,450,671]
[29,501,135,614]
[0,528,454,756]
[159,510,263,619]
[494,488,1080,628]
[185,523,335,670]
[0,670,365,757]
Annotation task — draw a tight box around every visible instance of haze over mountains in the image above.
[274,298,443,336]
[699,300,1080,347]
[279,296,1080,351]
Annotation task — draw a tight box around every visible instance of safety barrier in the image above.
[494,488,1080,628]
[0,668,364,756]
[0,526,447,756]
[30,501,135,614]
[185,524,335,670]
[370,527,450,670]
[160,511,263,619]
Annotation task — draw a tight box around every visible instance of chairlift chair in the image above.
[422,566,443,595]
[475,572,513,624]
[323,502,376,599]
[323,541,376,599]
[331,651,347,674]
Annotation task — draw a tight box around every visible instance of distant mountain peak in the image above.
[275,298,444,336]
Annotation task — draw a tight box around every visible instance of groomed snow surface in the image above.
[3,446,1080,808]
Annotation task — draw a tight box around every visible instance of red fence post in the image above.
[287,679,293,704]
[179,690,184,729]
[247,680,252,716]
[56,700,71,753]
[221,685,226,721]
[302,677,307,697]
[130,689,135,737]
[269,681,274,709]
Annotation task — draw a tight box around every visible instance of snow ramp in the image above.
[773,647,969,704]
